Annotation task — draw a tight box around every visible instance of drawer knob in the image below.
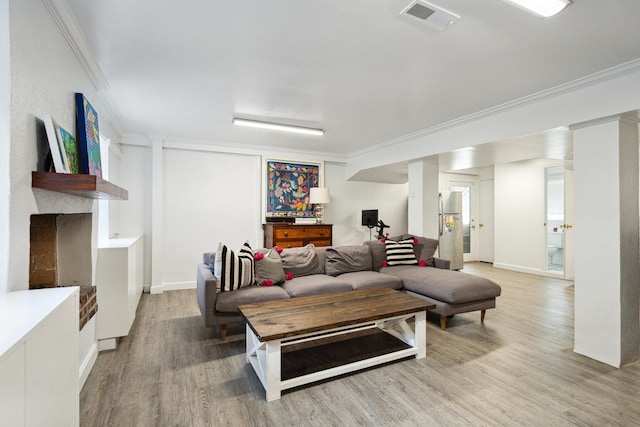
[284,232,288,237]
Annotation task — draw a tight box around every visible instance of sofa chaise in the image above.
[197,235,501,339]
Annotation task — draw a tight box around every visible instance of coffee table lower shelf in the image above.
[245,311,426,401]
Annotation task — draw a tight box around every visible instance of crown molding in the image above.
[119,133,348,163]
[350,58,640,158]
[42,0,109,91]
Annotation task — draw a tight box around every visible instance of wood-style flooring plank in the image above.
[80,262,640,426]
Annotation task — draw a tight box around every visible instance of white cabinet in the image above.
[0,287,79,427]
[0,344,26,425]
[96,235,144,349]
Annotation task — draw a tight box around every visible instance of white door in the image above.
[563,168,574,280]
[449,180,479,262]
[479,180,495,263]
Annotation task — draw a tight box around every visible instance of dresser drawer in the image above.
[278,240,304,249]
[263,224,333,248]
[306,238,331,247]
[274,226,330,239]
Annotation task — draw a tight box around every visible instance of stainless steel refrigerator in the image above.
[438,191,463,270]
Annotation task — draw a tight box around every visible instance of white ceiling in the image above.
[66,0,640,169]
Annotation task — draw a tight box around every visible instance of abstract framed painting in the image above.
[264,159,323,220]
[75,92,102,177]
[43,114,70,173]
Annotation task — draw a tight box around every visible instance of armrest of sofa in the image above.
[197,263,219,328]
[433,257,451,270]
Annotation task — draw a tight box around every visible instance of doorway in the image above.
[544,165,574,279]
[449,179,478,262]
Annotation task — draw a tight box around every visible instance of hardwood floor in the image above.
[80,263,640,426]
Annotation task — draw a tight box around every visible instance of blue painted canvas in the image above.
[75,93,102,177]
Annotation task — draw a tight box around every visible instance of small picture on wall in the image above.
[75,92,102,177]
[265,159,322,219]
[43,114,70,174]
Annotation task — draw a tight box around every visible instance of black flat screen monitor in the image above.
[361,209,378,227]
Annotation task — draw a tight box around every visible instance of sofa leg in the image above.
[481,309,486,323]
[220,325,227,341]
[440,316,447,330]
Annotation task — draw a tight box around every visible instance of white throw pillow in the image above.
[384,238,418,266]
[214,241,255,292]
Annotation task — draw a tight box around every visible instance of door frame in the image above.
[446,176,479,262]
[478,179,495,263]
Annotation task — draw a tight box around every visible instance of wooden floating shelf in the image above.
[32,171,129,200]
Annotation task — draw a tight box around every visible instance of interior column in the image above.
[407,158,439,238]
[573,116,640,367]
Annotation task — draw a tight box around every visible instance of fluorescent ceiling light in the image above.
[233,118,324,136]
[504,0,572,17]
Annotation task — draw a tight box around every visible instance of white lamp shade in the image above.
[309,187,330,204]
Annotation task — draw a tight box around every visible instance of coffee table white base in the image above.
[245,311,426,401]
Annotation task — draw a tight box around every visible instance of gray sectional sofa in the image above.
[197,235,501,339]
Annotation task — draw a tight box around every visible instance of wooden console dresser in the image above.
[263,223,333,248]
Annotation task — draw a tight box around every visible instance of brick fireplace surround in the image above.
[29,214,98,330]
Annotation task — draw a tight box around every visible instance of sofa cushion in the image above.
[216,285,290,313]
[365,240,387,272]
[281,274,353,298]
[337,271,403,290]
[384,238,418,266]
[382,265,501,304]
[325,245,372,276]
[254,248,286,286]
[214,241,255,292]
[401,235,439,266]
[280,244,324,277]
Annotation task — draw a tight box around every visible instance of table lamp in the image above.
[309,187,330,224]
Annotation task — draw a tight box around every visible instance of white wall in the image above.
[325,162,408,244]
[119,144,152,285]
[118,144,409,291]
[162,148,262,287]
[5,0,124,384]
[494,159,563,274]
[0,0,10,294]
[7,0,120,292]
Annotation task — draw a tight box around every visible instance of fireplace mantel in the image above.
[32,171,128,200]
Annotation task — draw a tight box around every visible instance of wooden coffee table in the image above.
[238,288,435,401]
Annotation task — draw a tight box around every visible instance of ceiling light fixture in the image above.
[232,118,324,136]
[503,0,572,17]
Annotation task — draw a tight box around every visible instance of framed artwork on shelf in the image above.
[75,92,102,177]
[43,114,70,174]
[59,126,79,174]
[264,158,323,220]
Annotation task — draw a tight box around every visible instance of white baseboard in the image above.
[79,342,98,390]
[149,284,163,294]
[493,262,567,279]
[162,281,196,292]
[149,281,196,294]
[493,263,540,275]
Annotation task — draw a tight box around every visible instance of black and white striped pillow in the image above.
[384,238,418,266]
[214,241,256,292]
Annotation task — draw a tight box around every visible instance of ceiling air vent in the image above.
[400,1,461,29]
